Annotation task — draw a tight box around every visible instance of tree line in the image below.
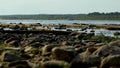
[0,12,120,20]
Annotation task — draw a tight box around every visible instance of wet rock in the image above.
[0,51,22,62]
[5,47,20,51]
[70,48,101,68]
[70,54,101,68]
[41,61,69,68]
[95,43,105,46]
[41,45,57,56]
[24,46,33,52]
[109,40,120,47]
[24,46,40,57]
[92,45,120,57]
[100,55,120,68]
[75,45,96,54]
[75,33,86,39]
[40,56,50,62]
[7,40,20,47]
[67,37,81,45]
[86,42,95,46]
[8,60,32,68]
[0,62,9,68]
[4,38,15,44]
[51,47,76,62]
[69,32,80,36]
[30,42,44,48]
[28,61,41,68]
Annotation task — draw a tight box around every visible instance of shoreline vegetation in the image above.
[0,12,120,20]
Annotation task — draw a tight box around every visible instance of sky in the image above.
[0,0,120,15]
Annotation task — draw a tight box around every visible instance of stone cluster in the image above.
[0,31,120,68]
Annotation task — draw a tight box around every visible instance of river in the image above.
[0,19,120,24]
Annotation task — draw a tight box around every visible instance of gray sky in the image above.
[0,0,120,15]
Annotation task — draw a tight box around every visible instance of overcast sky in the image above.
[0,0,120,15]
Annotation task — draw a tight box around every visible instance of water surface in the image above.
[0,20,120,24]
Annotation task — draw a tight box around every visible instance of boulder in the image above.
[100,55,120,68]
[51,47,76,62]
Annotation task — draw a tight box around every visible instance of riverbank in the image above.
[0,23,120,68]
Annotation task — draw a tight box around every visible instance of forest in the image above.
[0,12,120,20]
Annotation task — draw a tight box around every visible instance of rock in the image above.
[95,43,105,46]
[41,45,57,56]
[75,33,86,39]
[0,51,22,62]
[24,46,40,57]
[92,45,120,57]
[24,46,33,52]
[51,47,76,62]
[109,40,120,47]
[30,42,44,48]
[0,62,9,68]
[70,48,101,68]
[28,61,41,68]
[40,56,50,62]
[8,60,32,68]
[75,46,96,55]
[67,37,81,45]
[5,47,20,50]
[7,40,20,47]
[41,61,69,68]
[70,54,101,68]
[86,42,95,46]
[100,55,120,68]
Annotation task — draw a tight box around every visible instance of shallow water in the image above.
[0,19,120,37]
[51,27,120,37]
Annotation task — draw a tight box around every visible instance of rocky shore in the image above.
[0,23,120,68]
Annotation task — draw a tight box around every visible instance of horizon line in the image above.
[0,11,120,16]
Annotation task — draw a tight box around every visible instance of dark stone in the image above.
[9,60,32,68]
